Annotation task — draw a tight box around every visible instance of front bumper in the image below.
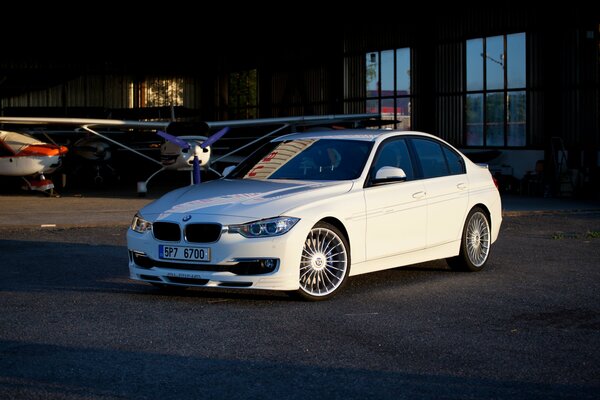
[127,218,310,291]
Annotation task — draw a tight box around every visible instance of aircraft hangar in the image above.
[0,7,598,198]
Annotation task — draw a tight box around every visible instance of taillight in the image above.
[492,177,499,190]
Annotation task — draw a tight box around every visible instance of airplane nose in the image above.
[18,144,68,157]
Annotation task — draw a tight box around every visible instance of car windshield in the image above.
[228,138,373,181]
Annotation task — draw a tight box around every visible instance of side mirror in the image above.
[222,165,236,177]
[373,166,407,184]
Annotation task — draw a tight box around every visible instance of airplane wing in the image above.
[0,114,380,164]
[0,114,378,129]
[0,114,382,193]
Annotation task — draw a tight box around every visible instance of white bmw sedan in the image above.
[127,130,502,300]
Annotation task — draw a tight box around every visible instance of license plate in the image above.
[158,245,210,262]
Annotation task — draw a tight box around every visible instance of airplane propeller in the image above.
[156,127,230,184]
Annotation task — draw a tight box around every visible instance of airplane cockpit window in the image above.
[0,131,44,154]
[0,131,18,156]
[0,141,14,156]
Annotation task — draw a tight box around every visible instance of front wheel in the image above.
[447,207,491,272]
[296,222,350,301]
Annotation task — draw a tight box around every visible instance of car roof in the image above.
[273,129,438,143]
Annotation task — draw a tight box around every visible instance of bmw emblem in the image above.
[182,215,192,222]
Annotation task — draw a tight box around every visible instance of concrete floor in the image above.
[0,190,599,229]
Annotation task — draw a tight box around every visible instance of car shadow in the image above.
[0,238,469,302]
[0,237,294,302]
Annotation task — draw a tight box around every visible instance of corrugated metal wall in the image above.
[0,75,205,111]
[558,28,599,149]
[343,54,366,114]
[268,66,333,117]
[527,32,544,148]
[1,75,131,109]
[0,9,596,153]
[526,24,599,151]
[435,42,463,144]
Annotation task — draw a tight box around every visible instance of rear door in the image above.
[410,137,469,247]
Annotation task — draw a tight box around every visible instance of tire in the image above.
[295,222,350,301]
[447,207,491,272]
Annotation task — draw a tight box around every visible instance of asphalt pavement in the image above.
[0,189,599,399]
[0,189,599,229]
[0,212,599,399]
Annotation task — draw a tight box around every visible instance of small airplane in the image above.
[0,129,68,195]
[70,135,116,184]
[0,114,379,194]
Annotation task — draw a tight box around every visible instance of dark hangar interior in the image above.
[0,7,598,197]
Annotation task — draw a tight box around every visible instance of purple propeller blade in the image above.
[200,127,230,149]
[192,155,201,184]
[157,130,190,150]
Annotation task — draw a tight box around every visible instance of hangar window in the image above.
[365,48,411,130]
[465,33,526,147]
[229,69,258,119]
[128,77,184,108]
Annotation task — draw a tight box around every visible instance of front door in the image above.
[364,138,427,260]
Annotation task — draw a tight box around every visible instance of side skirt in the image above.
[349,241,460,276]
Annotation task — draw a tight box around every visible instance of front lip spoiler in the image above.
[130,251,279,275]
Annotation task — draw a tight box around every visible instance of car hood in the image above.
[141,179,354,221]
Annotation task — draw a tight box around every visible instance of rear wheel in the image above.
[447,207,491,272]
[296,222,350,301]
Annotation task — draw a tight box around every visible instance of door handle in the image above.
[412,191,426,199]
[456,183,468,190]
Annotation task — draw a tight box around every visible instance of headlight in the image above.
[229,217,299,238]
[130,213,152,233]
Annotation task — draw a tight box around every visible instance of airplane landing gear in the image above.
[21,174,59,197]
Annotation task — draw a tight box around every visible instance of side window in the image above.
[412,138,449,178]
[442,146,465,175]
[371,139,414,180]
